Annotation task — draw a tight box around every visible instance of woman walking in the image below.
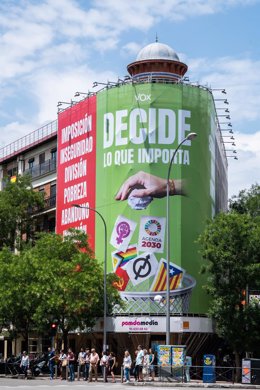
[59,349,67,380]
[20,351,30,379]
[67,348,75,381]
[148,348,155,381]
[122,350,132,383]
[108,352,116,383]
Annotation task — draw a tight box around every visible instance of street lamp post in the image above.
[166,132,197,345]
[73,204,107,353]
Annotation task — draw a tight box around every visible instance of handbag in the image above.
[62,359,68,367]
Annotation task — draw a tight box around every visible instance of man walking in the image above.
[47,347,55,380]
[135,345,144,382]
[88,348,99,382]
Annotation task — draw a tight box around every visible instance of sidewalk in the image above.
[126,379,260,388]
[1,374,260,388]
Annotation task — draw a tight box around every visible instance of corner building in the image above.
[56,41,228,360]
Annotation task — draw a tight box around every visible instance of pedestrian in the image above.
[100,350,109,382]
[67,348,75,381]
[59,349,67,380]
[133,350,139,381]
[88,348,99,382]
[84,348,90,381]
[123,350,132,383]
[148,348,155,381]
[142,349,149,381]
[78,347,86,380]
[20,351,30,379]
[135,345,144,382]
[47,347,55,380]
[108,351,116,383]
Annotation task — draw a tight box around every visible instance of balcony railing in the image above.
[0,120,57,162]
[24,159,56,179]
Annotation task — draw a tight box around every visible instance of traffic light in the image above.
[241,289,246,306]
[50,322,58,336]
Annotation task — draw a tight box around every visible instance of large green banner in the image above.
[96,83,214,314]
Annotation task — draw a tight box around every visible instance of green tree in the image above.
[229,183,260,218]
[0,230,121,350]
[0,246,42,346]
[198,211,260,379]
[0,175,44,250]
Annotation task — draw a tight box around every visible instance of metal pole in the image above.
[166,133,197,345]
[72,205,107,353]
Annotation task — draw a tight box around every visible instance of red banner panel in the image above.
[56,97,96,248]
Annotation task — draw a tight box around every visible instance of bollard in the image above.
[77,365,80,381]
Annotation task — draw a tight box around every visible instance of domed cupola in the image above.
[127,40,188,82]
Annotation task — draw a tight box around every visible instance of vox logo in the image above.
[135,93,151,102]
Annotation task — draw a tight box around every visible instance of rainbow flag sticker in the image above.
[111,245,138,271]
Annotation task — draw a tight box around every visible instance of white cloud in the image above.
[188,56,260,124]
[28,66,118,124]
[0,121,38,147]
[228,131,260,197]
[121,42,143,59]
[0,0,259,199]
[0,0,256,87]
[187,55,260,196]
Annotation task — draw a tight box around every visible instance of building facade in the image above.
[0,41,229,361]
[55,42,228,359]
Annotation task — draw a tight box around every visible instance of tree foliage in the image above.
[0,230,121,349]
[0,175,44,250]
[198,185,260,369]
[229,183,260,218]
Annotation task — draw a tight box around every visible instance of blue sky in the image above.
[0,0,259,197]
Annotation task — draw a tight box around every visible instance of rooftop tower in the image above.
[127,40,188,82]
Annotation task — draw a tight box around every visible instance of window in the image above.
[50,183,56,197]
[39,153,45,165]
[28,158,34,169]
[51,148,57,160]
[50,183,56,207]
[7,166,18,177]
[38,185,45,193]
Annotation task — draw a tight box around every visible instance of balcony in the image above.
[28,195,56,215]
[44,195,56,210]
[24,159,56,179]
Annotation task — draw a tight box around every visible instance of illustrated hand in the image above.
[115,171,168,200]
